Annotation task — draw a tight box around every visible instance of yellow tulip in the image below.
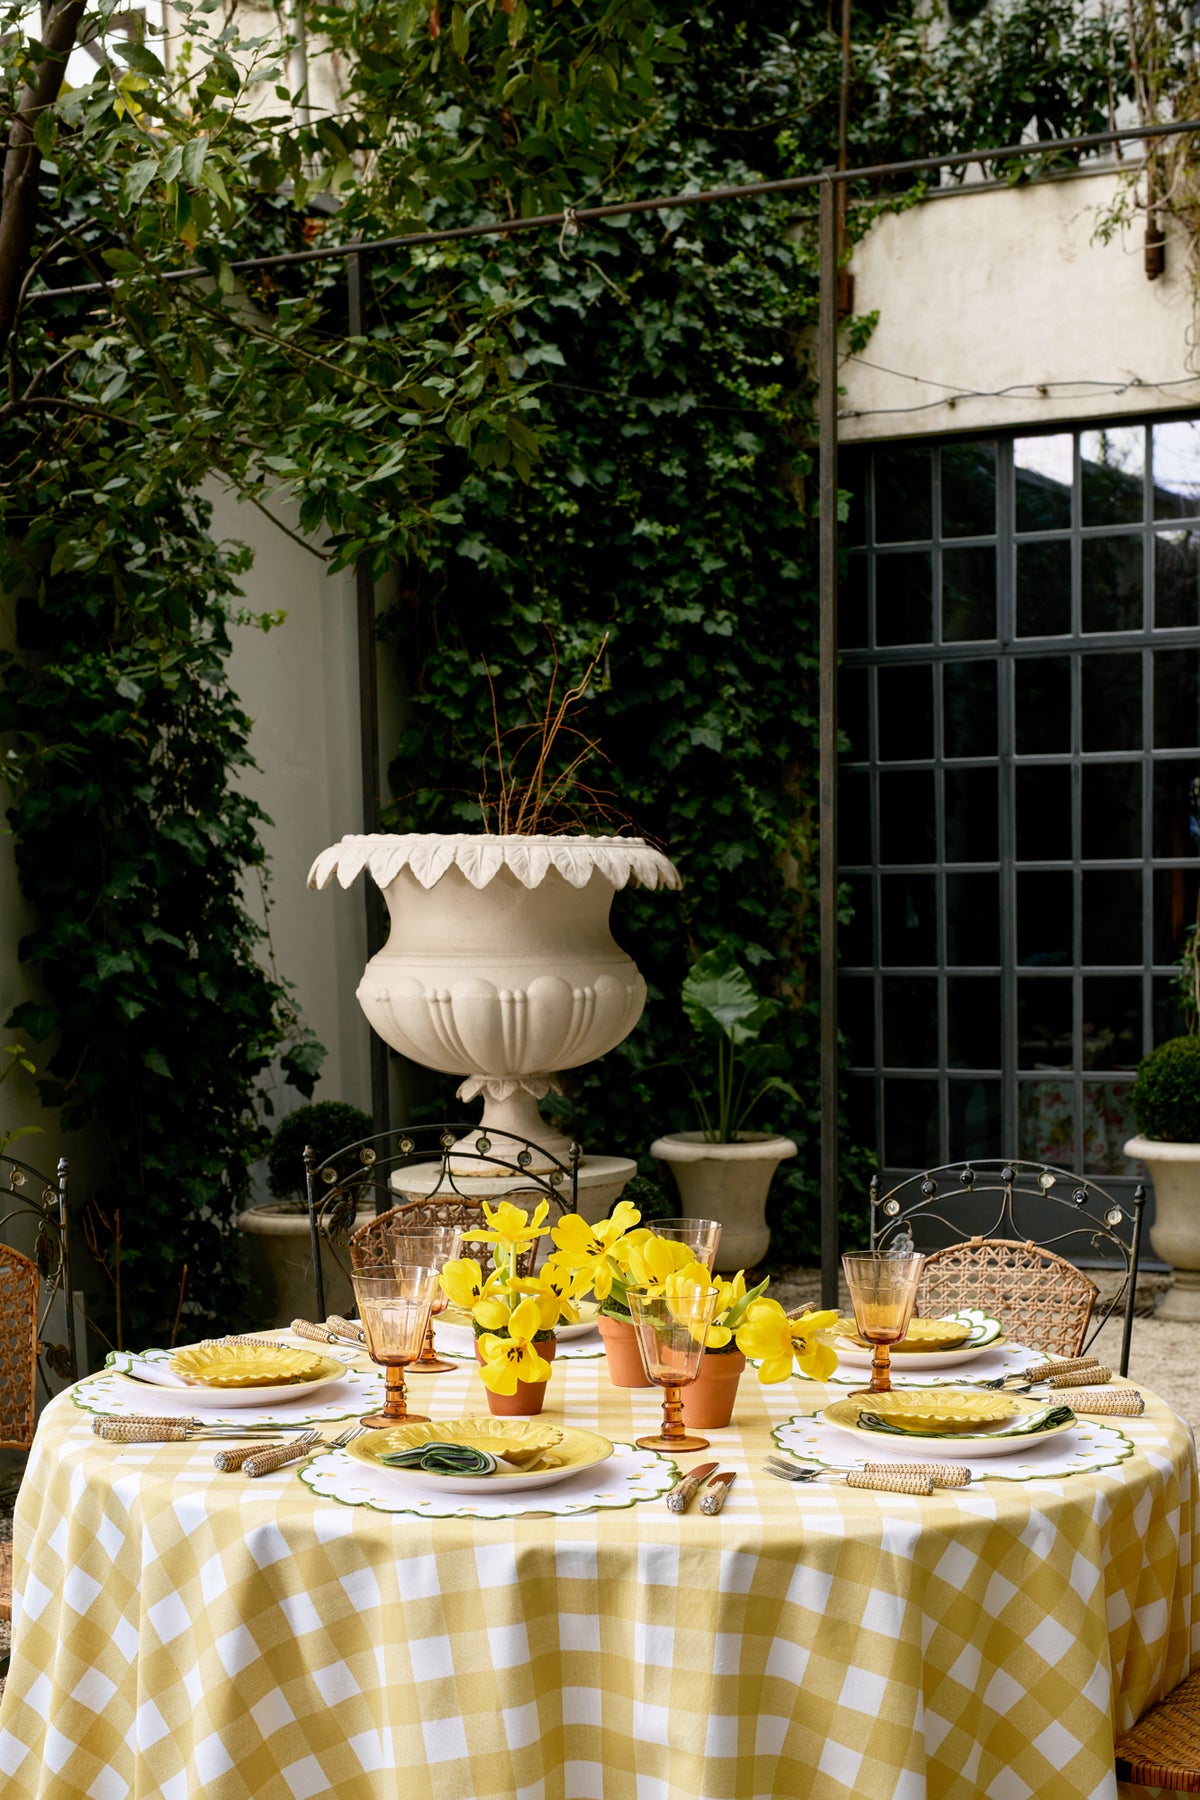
[440,1258,495,1311]
[735,1300,840,1384]
[624,1235,698,1288]
[475,1293,554,1394]
[474,1199,552,1251]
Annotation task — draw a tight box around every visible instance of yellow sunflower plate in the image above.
[349,1418,614,1494]
[823,1390,1077,1457]
[836,1315,973,1353]
[169,1343,344,1389]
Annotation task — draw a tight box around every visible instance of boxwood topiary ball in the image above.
[267,1101,374,1200]
[1131,1036,1200,1143]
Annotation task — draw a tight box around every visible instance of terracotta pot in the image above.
[597,1313,652,1387]
[475,1336,557,1416]
[681,1350,746,1429]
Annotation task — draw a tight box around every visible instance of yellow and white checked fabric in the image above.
[0,1350,1196,1800]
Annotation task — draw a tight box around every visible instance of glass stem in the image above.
[870,1344,892,1394]
[660,1383,685,1440]
[383,1363,409,1421]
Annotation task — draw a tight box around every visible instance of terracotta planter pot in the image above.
[681,1350,746,1429]
[597,1313,652,1387]
[475,1336,556,1416]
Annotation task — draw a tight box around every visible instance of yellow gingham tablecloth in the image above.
[0,1349,1197,1800]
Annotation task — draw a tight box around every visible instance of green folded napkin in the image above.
[857,1403,1076,1442]
[378,1442,499,1476]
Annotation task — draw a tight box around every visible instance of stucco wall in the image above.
[840,168,1197,443]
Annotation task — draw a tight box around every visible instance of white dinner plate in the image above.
[833,1309,1005,1372]
[109,1346,351,1409]
[822,1391,1077,1458]
[348,1424,614,1494]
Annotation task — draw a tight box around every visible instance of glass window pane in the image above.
[838,770,872,866]
[1154,648,1200,748]
[1082,653,1141,751]
[1015,657,1071,754]
[947,976,1000,1069]
[941,443,997,538]
[876,552,933,646]
[1154,974,1191,1046]
[840,976,875,1068]
[1153,420,1200,520]
[946,872,999,965]
[1019,1080,1076,1166]
[1082,976,1142,1070]
[1153,762,1199,859]
[1153,867,1199,966]
[1018,978,1073,1069]
[879,770,935,864]
[948,1078,1001,1160]
[845,455,868,545]
[943,661,997,758]
[840,553,868,649]
[841,872,874,966]
[1081,870,1142,965]
[845,1075,877,1160]
[875,447,933,544]
[839,666,870,762]
[942,547,997,643]
[1081,534,1143,633]
[1016,539,1071,638]
[1081,763,1141,861]
[880,873,937,966]
[884,1078,940,1168]
[1015,434,1073,532]
[1081,1081,1138,1176]
[944,768,998,863]
[882,976,938,1067]
[1080,426,1145,526]
[1016,764,1071,862]
[877,665,933,761]
[1154,531,1200,629]
[1017,870,1073,967]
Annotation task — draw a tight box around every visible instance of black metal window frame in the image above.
[838,416,1200,1209]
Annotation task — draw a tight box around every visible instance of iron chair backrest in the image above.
[0,1151,78,1396]
[348,1200,544,1280]
[303,1123,580,1320]
[869,1160,1145,1375]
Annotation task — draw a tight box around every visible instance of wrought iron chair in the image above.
[869,1160,1145,1375]
[303,1124,580,1319]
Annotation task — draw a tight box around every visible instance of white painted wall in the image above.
[840,168,1197,443]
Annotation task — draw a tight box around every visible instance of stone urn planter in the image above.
[308,834,680,1173]
[1123,1138,1200,1321]
[237,1201,374,1327]
[648,1132,798,1273]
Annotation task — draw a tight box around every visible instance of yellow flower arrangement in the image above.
[438,1200,573,1395]
[733,1300,840,1383]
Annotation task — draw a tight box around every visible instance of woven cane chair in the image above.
[0,1240,38,1662]
[870,1160,1145,1375]
[304,1123,580,1320]
[1115,1670,1200,1790]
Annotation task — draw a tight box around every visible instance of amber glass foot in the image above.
[407,1316,456,1375]
[635,1383,710,1454]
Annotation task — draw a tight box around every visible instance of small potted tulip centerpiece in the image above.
[438,1200,590,1415]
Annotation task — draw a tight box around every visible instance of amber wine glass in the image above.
[387,1225,463,1374]
[350,1268,441,1427]
[626,1287,720,1452]
[841,1251,925,1396]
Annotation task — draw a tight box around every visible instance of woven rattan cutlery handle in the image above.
[242,1438,318,1478]
[198,1335,282,1350]
[698,1473,737,1515]
[860,1461,971,1489]
[325,1316,366,1345]
[1023,1356,1102,1382]
[93,1414,197,1433]
[215,1433,317,1472]
[846,1465,934,1495]
[1068,1388,1144,1415]
[95,1419,190,1442]
[1044,1366,1111,1388]
[666,1462,719,1512]
[290,1319,338,1344]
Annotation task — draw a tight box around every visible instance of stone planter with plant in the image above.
[1125,1035,1200,1321]
[239,1101,374,1326]
[649,942,798,1273]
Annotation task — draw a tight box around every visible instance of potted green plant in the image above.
[239,1101,374,1326]
[1125,1035,1200,1321]
[648,942,799,1272]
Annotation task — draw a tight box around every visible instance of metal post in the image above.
[818,174,841,1311]
[347,251,391,1139]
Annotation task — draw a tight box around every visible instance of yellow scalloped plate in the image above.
[349,1419,614,1494]
[824,1389,1076,1456]
[169,1343,344,1389]
[358,1416,565,1468]
[836,1388,1021,1433]
[836,1315,973,1353]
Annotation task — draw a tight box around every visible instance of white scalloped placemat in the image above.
[774,1404,1134,1483]
[73,1343,381,1427]
[299,1439,678,1518]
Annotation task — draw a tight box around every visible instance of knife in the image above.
[699,1471,737,1515]
[665,1461,719,1513]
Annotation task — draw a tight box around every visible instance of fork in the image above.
[763,1455,823,1482]
[238,1421,366,1478]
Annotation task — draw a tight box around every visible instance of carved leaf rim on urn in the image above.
[308,833,681,894]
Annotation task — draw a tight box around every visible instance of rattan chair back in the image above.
[869,1159,1145,1375]
[917,1237,1096,1360]
[1115,1666,1200,1790]
[0,1242,39,1452]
